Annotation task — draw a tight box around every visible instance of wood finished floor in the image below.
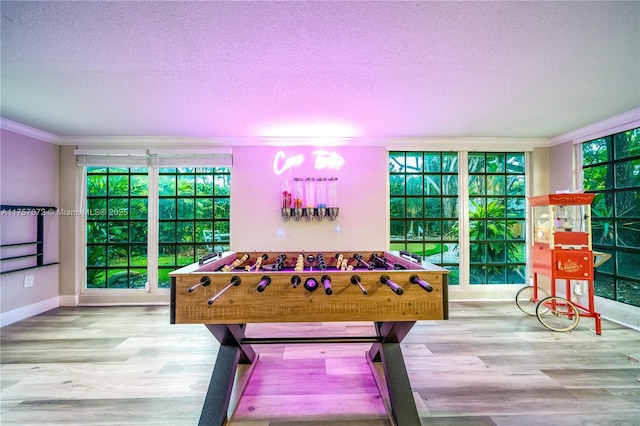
[1,302,639,426]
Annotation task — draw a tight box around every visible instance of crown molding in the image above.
[383,137,549,152]
[59,135,231,147]
[548,108,640,146]
[0,118,60,144]
[58,135,551,151]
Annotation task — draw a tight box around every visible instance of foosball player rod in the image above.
[270,253,287,271]
[350,274,368,294]
[410,274,433,292]
[380,274,404,295]
[341,258,352,271]
[354,253,375,270]
[221,253,249,272]
[291,274,301,288]
[371,253,407,270]
[246,253,268,272]
[256,275,272,292]
[371,253,392,269]
[317,253,327,270]
[370,253,386,269]
[188,275,211,292]
[321,274,333,295]
[207,276,241,305]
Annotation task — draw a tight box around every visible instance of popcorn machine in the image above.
[526,192,609,335]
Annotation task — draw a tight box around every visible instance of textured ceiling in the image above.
[1,1,639,142]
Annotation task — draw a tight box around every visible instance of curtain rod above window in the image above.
[75,148,232,168]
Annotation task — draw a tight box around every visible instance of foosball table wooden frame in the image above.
[170,250,449,426]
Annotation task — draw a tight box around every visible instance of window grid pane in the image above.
[158,167,231,288]
[86,167,148,289]
[583,128,640,307]
[468,152,526,285]
[389,152,460,284]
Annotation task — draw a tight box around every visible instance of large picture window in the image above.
[389,152,460,284]
[158,167,230,288]
[468,153,526,284]
[83,154,232,292]
[389,151,527,286]
[86,167,149,288]
[582,128,640,307]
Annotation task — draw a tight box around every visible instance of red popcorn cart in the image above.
[516,192,610,334]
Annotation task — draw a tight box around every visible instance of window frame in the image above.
[157,167,231,288]
[580,128,640,307]
[77,150,232,296]
[389,151,461,284]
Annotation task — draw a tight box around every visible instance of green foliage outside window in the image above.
[85,166,231,290]
[583,128,640,307]
[389,152,460,284]
[86,167,148,289]
[467,153,526,284]
[158,168,230,288]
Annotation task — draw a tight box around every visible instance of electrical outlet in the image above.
[24,275,34,288]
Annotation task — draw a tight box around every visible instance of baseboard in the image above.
[1,297,60,327]
[59,295,79,307]
[596,296,640,331]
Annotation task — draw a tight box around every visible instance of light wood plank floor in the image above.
[1,302,639,425]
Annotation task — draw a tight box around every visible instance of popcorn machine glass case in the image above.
[532,194,592,250]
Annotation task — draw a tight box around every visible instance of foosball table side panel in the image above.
[170,251,449,324]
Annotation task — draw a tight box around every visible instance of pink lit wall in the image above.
[0,129,60,323]
[231,146,387,252]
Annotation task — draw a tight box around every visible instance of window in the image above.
[158,167,230,288]
[582,128,640,307]
[389,152,460,284]
[86,167,149,288]
[468,153,526,284]
[81,150,233,293]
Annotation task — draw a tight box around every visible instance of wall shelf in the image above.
[0,205,59,275]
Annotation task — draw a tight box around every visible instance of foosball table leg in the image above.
[368,322,422,426]
[199,324,256,426]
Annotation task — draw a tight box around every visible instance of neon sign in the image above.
[312,150,345,171]
[273,150,345,175]
[272,151,304,176]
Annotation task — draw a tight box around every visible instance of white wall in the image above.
[548,141,574,193]
[0,129,60,325]
[58,145,80,306]
[231,146,388,252]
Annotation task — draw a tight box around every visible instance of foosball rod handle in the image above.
[380,274,404,295]
[350,274,368,294]
[207,276,241,305]
[256,275,272,292]
[321,274,333,295]
[291,274,301,288]
[188,275,211,292]
[303,277,318,292]
[410,274,433,292]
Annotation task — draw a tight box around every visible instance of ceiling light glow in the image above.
[258,121,360,146]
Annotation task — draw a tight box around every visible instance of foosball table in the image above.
[170,250,449,426]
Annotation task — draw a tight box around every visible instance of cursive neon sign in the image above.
[272,151,304,176]
[312,149,345,171]
[273,150,345,175]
